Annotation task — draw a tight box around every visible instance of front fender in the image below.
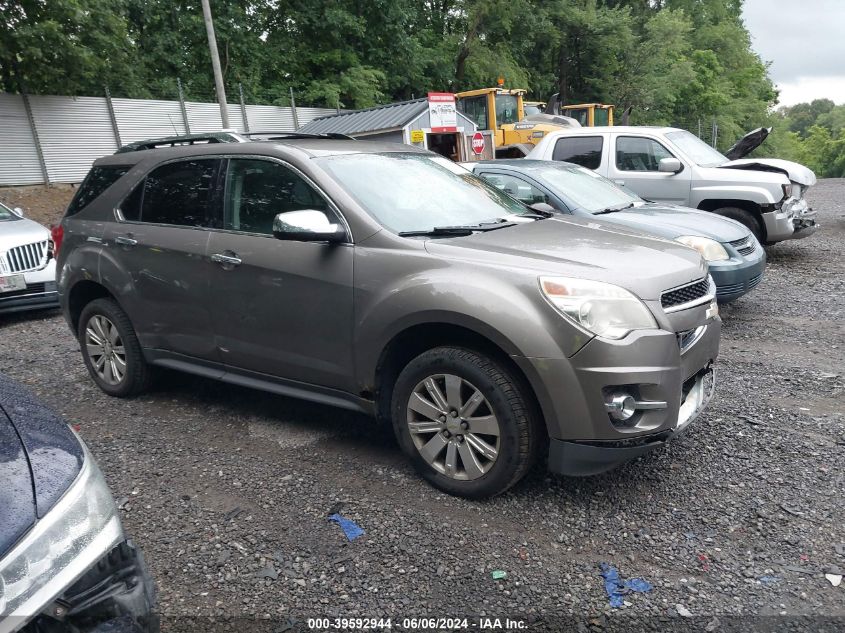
[690,184,780,208]
[352,261,591,388]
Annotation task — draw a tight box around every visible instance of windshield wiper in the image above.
[399,222,517,237]
[593,202,635,215]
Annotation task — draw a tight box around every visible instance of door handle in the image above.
[614,180,625,186]
[210,252,242,267]
[115,235,137,246]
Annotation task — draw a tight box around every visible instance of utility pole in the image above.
[200,0,230,128]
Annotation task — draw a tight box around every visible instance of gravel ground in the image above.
[1,181,843,632]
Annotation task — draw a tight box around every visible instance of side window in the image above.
[615,136,674,172]
[552,136,604,169]
[120,159,220,227]
[458,96,489,130]
[67,165,131,216]
[223,159,331,235]
[479,172,550,205]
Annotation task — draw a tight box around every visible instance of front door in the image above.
[205,157,354,391]
[101,158,221,360]
[607,134,692,205]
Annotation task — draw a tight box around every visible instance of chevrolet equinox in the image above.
[55,137,720,498]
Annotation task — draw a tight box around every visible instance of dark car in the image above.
[0,373,157,633]
[54,137,720,498]
[466,160,766,303]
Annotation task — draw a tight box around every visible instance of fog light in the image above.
[606,393,637,422]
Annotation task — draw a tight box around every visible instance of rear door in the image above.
[204,157,355,391]
[607,134,691,204]
[100,158,221,361]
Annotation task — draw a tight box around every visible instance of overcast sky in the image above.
[742,0,845,107]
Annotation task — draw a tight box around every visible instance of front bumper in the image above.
[0,281,59,315]
[548,366,715,476]
[513,301,720,477]
[709,246,766,304]
[19,540,158,633]
[763,198,818,243]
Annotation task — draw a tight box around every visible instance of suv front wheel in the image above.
[391,347,541,498]
[78,298,151,397]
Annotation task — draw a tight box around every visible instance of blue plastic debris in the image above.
[759,575,780,586]
[328,513,365,541]
[599,563,653,608]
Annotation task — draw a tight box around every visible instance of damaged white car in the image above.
[527,126,817,244]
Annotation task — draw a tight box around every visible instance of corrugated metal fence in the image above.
[0,92,337,186]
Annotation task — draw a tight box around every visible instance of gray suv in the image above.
[56,138,720,498]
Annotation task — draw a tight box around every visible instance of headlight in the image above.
[539,276,657,340]
[0,435,122,623]
[675,236,729,262]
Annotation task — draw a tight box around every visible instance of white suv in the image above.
[0,202,58,314]
[527,126,817,244]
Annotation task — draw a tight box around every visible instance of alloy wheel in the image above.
[406,374,501,480]
[84,315,127,386]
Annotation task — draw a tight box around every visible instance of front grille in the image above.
[661,278,710,310]
[728,236,756,257]
[4,240,48,273]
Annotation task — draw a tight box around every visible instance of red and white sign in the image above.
[428,92,457,132]
[471,132,485,155]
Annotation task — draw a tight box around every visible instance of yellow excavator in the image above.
[456,83,581,158]
[456,81,618,157]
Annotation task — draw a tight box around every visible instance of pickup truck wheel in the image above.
[78,298,151,398]
[391,347,540,499]
[712,206,764,242]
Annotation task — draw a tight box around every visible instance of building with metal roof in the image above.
[299,98,494,161]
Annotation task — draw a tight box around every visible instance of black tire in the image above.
[712,206,764,242]
[391,346,541,499]
[78,298,151,397]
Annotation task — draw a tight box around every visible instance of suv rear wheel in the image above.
[78,298,151,397]
[391,346,540,498]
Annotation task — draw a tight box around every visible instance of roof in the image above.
[96,138,423,167]
[544,125,678,135]
[298,99,429,136]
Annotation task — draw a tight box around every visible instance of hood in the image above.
[425,216,708,301]
[0,373,84,559]
[720,158,816,187]
[725,127,771,160]
[0,216,50,252]
[595,203,749,242]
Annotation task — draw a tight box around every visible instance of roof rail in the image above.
[243,131,356,140]
[115,132,247,154]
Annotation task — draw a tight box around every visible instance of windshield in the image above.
[495,95,520,125]
[0,202,20,221]
[316,153,528,233]
[666,130,728,167]
[531,164,641,214]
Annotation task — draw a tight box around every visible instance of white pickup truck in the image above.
[526,126,817,244]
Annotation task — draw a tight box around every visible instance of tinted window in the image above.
[615,136,674,172]
[552,136,603,169]
[223,159,330,235]
[458,96,489,130]
[67,165,130,216]
[479,172,550,205]
[121,159,220,227]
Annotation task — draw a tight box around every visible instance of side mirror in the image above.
[272,210,346,243]
[12,207,25,217]
[658,157,683,174]
[528,202,557,214]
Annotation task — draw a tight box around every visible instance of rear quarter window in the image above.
[552,136,604,170]
[66,165,131,216]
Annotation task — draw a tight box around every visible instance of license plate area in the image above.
[0,274,27,294]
